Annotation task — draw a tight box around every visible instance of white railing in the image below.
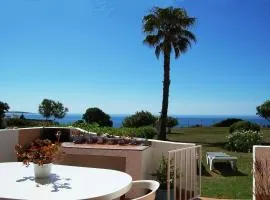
[167,145,202,200]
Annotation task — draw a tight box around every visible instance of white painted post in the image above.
[174,152,177,200]
[168,152,171,200]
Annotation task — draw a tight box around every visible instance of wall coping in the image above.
[1,127,196,146]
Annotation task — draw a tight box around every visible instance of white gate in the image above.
[167,145,202,200]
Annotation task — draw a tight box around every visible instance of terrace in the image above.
[0,127,202,200]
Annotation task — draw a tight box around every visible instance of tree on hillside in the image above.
[82,107,113,127]
[122,111,156,128]
[143,7,196,140]
[38,99,68,120]
[257,100,270,123]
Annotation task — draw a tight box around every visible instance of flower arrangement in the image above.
[15,131,63,166]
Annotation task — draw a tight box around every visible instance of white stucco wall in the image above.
[148,139,195,173]
[0,129,19,162]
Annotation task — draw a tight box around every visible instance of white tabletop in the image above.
[0,162,132,200]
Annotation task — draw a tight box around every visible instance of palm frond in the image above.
[182,30,197,42]
[143,13,159,33]
[143,32,164,47]
[155,44,162,59]
[142,6,196,60]
[173,44,180,58]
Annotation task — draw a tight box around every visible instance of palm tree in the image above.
[143,7,196,140]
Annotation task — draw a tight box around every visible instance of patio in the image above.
[0,127,201,200]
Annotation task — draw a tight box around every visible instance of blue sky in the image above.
[0,0,269,115]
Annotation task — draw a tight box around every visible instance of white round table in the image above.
[0,162,132,200]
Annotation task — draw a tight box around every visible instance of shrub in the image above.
[152,155,177,189]
[166,117,179,128]
[82,107,112,127]
[229,121,260,133]
[0,101,9,129]
[0,118,7,129]
[72,122,156,139]
[0,101,9,119]
[213,118,243,127]
[122,111,156,128]
[6,118,58,127]
[156,116,179,133]
[72,120,85,125]
[226,130,263,152]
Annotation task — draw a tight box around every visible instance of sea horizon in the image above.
[5,112,270,128]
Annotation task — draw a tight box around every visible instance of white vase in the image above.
[34,163,52,178]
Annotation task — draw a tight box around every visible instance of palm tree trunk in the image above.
[158,52,171,140]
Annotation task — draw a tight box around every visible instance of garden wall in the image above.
[18,127,42,145]
[147,140,195,175]
[0,129,19,162]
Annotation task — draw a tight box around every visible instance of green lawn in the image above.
[167,127,270,199]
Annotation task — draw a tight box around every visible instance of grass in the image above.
[167,127,270,199]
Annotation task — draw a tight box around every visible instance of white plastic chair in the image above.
[122,180,160,200]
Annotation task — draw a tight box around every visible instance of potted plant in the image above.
[15,132,63,178]
[152,155,178,200]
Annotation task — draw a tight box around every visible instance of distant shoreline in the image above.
[5,113,269,128]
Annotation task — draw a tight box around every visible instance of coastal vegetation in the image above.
[257,99,270,123]
[143,7,196,140]
[6,118,58,128]
[73,122,156,139]
[38,99,68,120]
[122,110,156,128]
[229,120,260,133]
[212,118,242,127]
[82,107,113,127]
[0,101,10,129]
[226,130,263,152]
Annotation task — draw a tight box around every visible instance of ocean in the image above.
[6,113,270,128]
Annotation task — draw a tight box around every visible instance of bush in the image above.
[6,118,58,127]
[229,121,260,133]
[122,111,156,128]
[152,155,176,189]
[73,120,85,125]
[226,130,263,152]
[213,118,243,127]
[0,118,7,129]
[73,122,156,139]
[82,107,112,127]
